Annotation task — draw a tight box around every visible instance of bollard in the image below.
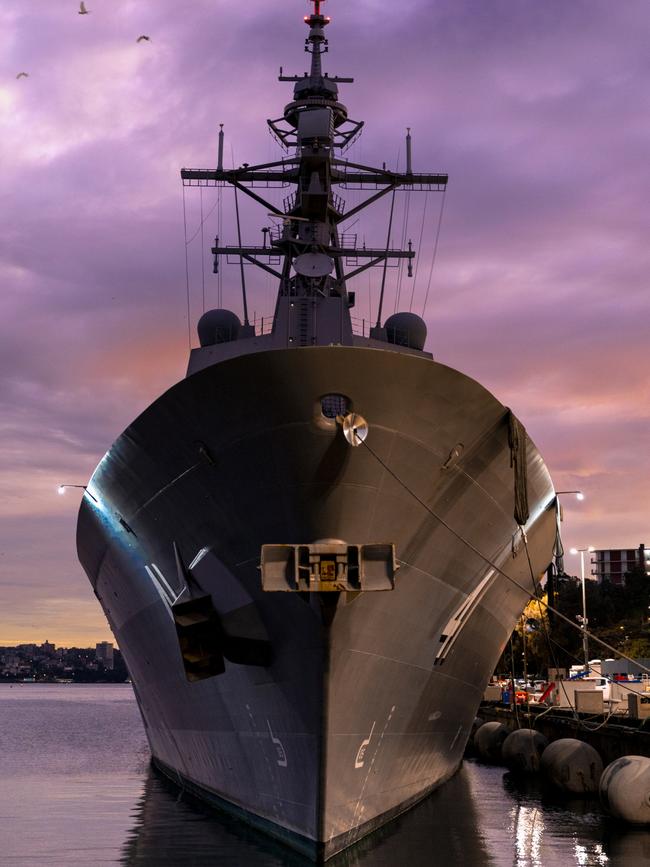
[540,738,603,794]
[474,721,509,763]
[600,756,650,824]
[502,728,548,774]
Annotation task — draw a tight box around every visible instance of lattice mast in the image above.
[180,0,447,328]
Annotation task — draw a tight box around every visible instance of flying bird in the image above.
[16,72,29,79]
[78,1,89,14]
[136,35,151,43]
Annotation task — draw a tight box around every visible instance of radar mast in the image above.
[181,2,447,344]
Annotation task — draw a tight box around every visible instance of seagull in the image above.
[136,35,150,43]
[78,1,89,14]
[16,72,29,79]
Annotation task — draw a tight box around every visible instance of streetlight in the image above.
[555,489,584,534]
[570,545,595,673]
[57,484,97,503]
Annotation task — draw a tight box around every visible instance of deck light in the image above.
[57,484,98,503]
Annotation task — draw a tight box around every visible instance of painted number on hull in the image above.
[267,720,288,768]
[355,721,376,769]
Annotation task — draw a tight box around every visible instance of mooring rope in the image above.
[508,410,529,526]
[358,434,650,678]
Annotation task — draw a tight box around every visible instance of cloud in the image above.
[1,0,649,642]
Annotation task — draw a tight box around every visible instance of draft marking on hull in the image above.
[354,721,376,769]
[267,720,288,767]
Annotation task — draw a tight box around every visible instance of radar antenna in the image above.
[180,2,448,345]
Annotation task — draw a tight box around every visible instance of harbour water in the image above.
[1,684,649,866]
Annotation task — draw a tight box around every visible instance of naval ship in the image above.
[77,1,557,860]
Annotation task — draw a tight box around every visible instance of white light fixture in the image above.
[557,490,584,501]
[56,484,97,503]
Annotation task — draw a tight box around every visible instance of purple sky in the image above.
[2,0,649,646]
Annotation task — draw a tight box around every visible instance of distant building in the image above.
[591,543,649,585]
[95,641,114,670]
[41,641,56,655]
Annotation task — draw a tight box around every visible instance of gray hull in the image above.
[77,345,555,859]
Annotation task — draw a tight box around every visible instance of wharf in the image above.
[478,701,650,764]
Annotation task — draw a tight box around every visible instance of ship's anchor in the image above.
[337,412,368,447]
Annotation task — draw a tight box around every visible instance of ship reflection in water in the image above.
[121,760,650,866]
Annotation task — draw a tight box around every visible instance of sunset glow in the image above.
[1,0,649,645]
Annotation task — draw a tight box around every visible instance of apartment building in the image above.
[591,543,649,584]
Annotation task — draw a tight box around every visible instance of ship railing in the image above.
[338,173,447,192]
[183,175,291,189]
[233,315,417,343]
[269,223,305,244]
[223,252,282,266]
[266,226,358,249]
[350,319,421,347]
[331,192,346,214]
[284,188,346,215]
[182,157,296,188]
[350,315,372,338]
[283,191,297,212]
[250,314,374,339]
[252,314,275,336]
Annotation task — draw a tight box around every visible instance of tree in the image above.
[623,566,650,620]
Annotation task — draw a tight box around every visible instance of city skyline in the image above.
[1,0,649,645]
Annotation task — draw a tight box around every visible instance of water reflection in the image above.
[121,765,492,866]
[120,760,650,866]
[502,768,650,867]
[511,803,544,867]
[4,686,649,865]
[122,770,304,866]
[601,826,650,863]
[330,767,492,867]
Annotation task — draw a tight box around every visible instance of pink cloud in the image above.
[2,0,649,642]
